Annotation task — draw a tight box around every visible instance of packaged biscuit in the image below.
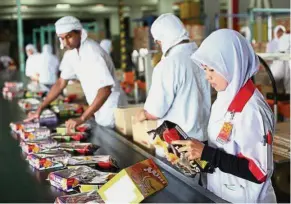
[64,155,119,170]
[56,143,99,155]
[18,98,40,111]
[54,191,104,204]
[10,121,40,133]
[39,109,58,127]
[48,166,114,192]
[27,150,69,170]
[24,90,47,99]
[49,94,77,106]
[51,132,88,142]
[20,139,58,154]
[51,103,84,117]
[56,123,92,135]
[148,120,213,177]
[19,127,51,141]
[4,82,24,89]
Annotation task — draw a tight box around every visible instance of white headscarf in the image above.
[191,29,259,119]
[25,44,37,54]
[55,16,88,49]
[100,39,112,54]
[42,44,53,54]
[151,13,190,56]
[273,25,286,39]
[240,26,251,42]
[278,34,290,53]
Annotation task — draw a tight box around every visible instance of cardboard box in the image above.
[132,118,157,150]
[114,105,143,136]
[98,159,168,203]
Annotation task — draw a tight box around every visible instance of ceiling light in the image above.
[56,4,71,9]
[96,4,104,8]
[21,5,28,10]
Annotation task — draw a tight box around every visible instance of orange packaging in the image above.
[98,159,167,203]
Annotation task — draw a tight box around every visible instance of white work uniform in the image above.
[266,25,286,53]
[144,13,210,141]
[37,45,59,85]
[144,43,210,141]
[192,29,276,203]
[60,36,125,128]
[25,53,40,77]
[270,34,290,94]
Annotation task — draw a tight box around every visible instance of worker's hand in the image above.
[24,107,42,122]
[172,139,205,161]
[135,110,147,123]
[65,117,84,133]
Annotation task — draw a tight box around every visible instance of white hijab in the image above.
[273,25,286,40]
[191,29,259,120]
[25,44,38,55]
[240,26,251,42]
[55,16,88,49]
[151,13,190,56]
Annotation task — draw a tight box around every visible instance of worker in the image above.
[35,44,59,88]
[136,13,211,142]
[25,16,126,129]
[266,25,286,53]
[0,56,15,70]
[100,39,112,55]
[270,34,290,94]
[240,26,251,42]
[25,44,40,80]
[173,29,276,203]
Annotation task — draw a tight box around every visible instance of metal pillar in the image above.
[119,0,127,70]
[40,27,46,51]
[16,0,25,72]
[32,29,37,47]
[267,15,273,41]
[48,30,52,46]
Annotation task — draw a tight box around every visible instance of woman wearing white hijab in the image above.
[36,44,59,87]
[136,13,211,142]
[173,29,276,203]
[270,34,290,94]
[266,25,286,53]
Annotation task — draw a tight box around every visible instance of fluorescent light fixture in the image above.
[172,5,179,10]
[96,4,104,8]
[56,4,71,9]
[21,5,28,10]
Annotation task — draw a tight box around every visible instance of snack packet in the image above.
[148,120,213,177]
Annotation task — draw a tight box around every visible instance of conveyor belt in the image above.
[0,72,225,203]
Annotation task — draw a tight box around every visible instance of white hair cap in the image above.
[55,16,82,35]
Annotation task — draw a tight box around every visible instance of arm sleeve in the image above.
[202,110,272,184]
[201,145,261,184]
[144,61,176,118]
[60,52,76,80]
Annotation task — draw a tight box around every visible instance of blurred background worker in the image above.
[266,25,286,53]
[100,39,112,55]
[240,26,251,42]
[34,44,59,88]
[270,34,290,94]
[25,44,40,80]
[0,56,15,71]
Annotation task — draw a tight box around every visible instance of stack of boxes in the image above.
[273,122,290,160]
[133,27,150,50]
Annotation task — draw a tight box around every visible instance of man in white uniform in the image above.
[136,13,210,141]
[25,44,40,80]
[35,44,59,87]
[26,16,126,129]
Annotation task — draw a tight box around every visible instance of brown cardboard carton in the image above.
[132,117,157,150]
[114,105,143,136]
[98,159,168,203]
